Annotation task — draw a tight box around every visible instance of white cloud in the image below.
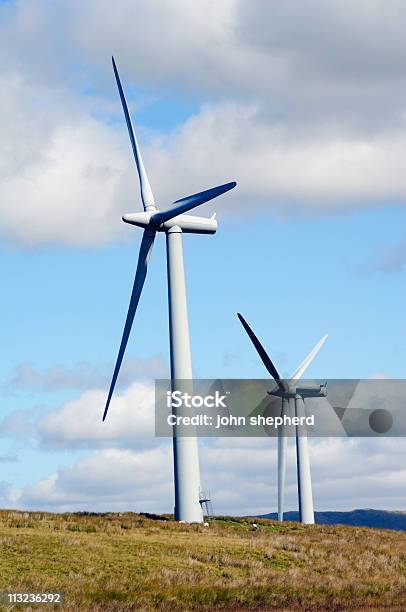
[2,1,406,246]
[196,437,406,515]
[70,0,406,124]
[70,0,237,94]
[2,373,405,513]
[0,408,38,441]
[5,434,406,514]
[18,447,173,512]
[147,103,406,216]
[0,76,129,247]
[38,382,156,450]
[2,369,406,513]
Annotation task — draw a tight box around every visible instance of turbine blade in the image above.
[112,56,155,211]
[152,182,236,225]
[237,313,286,390]
[103,229,156,420]
[290,334,328,381]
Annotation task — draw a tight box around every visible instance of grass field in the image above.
[0,510,405,610]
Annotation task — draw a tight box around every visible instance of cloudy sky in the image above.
[1,0,406,515]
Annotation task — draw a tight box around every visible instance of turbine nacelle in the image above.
[123,211,218,234]
[268,383,327,399]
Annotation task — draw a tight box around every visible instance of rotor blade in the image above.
[103,229,156,421]
[151,181,236,225]
[237,313,286,390]
[112,56,155,211]
[290,334,328,381]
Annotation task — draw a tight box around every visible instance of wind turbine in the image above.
[103,56,236,523]
[238,313,327,524]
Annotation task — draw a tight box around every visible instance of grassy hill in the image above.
[259,509,406,531]
[0,510,406,610]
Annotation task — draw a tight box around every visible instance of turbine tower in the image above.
[238,313,327,524]
[103,57,236,523]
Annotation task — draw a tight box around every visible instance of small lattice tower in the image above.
[199,488,214,520]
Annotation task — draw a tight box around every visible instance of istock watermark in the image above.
[167,390,229,409]
[167,412,314,429]
[155,379,406,437]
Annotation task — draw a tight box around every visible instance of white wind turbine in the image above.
[238,313,327,524]
[103,57,236,523]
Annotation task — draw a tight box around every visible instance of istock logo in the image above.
[167,390,228,409]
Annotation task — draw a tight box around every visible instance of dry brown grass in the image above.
[0,510,405,610]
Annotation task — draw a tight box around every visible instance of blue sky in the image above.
[1,0,406,515]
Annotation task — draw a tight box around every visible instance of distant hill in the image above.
[258,509,406,531]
